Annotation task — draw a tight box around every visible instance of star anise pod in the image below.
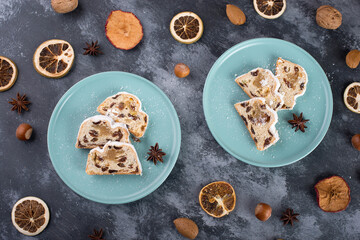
[88,228,105,240]
[83,41,103,56]
[147,143,166,165]
[288,112,309,132]
[8,93,30,114]
[280,208,299,226]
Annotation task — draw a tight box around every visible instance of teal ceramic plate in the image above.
[203,38,333,167]
[48,72,181,204]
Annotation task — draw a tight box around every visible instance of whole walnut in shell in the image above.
[51,0,78,14]
[316,5,342,30]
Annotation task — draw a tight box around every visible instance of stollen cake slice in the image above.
[275,57,308,109]
[235,68,284,111]
[97,92,148,138]
[86,141,142,175]
[75,115,130,149]
[234,97,279,151]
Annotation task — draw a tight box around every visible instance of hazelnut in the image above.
[16,123,33,141]
[174,63,190,78]
[316,5,342,30]
[351,134,360,151]
[346,50,360,69]
[173,218,198,240]
[226,4,246,25]
[51,0,78,14]
[255,203,272,221]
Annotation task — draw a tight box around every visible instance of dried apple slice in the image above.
[105,10,143,50]
[314,176,350,212]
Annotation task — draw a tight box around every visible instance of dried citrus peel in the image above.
[314,176,350,212]
[253,0,286,19]
[199,181,236,218]
[11,196,50,236]
[0,56,18,92]
[33,39,74,78]
[344,82,360,113]
[170,12,203,44]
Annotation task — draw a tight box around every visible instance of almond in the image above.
[346,50,360,69]
[226,4,246,25]
[316,5,342,30]
[173,218,199,239]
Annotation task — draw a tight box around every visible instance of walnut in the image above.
[346,50,360,69]
[316,5,342,30]
[51,0,78,14]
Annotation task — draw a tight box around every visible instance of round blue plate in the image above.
[203,38,333,167]
[48,72,181,204]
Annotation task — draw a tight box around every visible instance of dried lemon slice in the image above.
[170,12,203,44]
[199,181,236,218]
[253,0,286,19]
[344,82,360,114]
[33,39,74,78]
[0,56,18,92]
[11,196,50,236]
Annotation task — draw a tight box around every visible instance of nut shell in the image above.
[226,4,246,25]
[346,50,360,69]
[16,123,33,141]
[173,218,199,240]
[255,203,272,221]
[174,63,190,78]
[51,0,78,14]
[351,134,360,151]
[316,5,342,30]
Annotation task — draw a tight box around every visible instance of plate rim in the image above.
[203,37,333,168]
[47,71,181,204]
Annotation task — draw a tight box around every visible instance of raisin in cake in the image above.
[275,58,308,109]
[234,97,279,151]
[235,68,284,111]
[75,115,130,149]
[86,142,142,175]
[97,92,148,138]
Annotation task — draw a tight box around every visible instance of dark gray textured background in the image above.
[0,0,360,239]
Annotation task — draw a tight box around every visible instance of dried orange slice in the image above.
[253,0,286,19]
[11,196,50,236]
[0,56,18,92]
[344,82,360,113]
[199,181,236,218]
[33,39,74,78]
[170,12,203,44]
[105,10,143,50]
